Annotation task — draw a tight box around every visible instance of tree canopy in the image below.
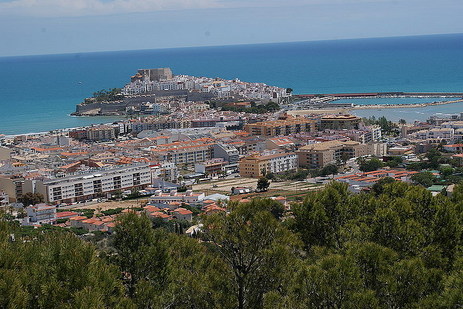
[257,177,270,192]
[19,192,44,206]
[3,181,463,308]
[92,88,124,102]
[358,157,384,172]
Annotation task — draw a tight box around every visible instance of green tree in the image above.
[371,177,396,196]
[203,201,299,309]
[257,177,270,192]
[426,148,442,169]
[265,172,275,180]
[159,234,234,309]
[385,156,403,168]
[380,258,441,308]
[358,157,384,172]
[291,182,350,249]
[440,166,454,178]
[19,192,44,206]
[297,254,378,308]
[0,222,131,308]
[411,171,436,187]
[112,213,168,298]
[320,164,338,176]
[92,88,124,102]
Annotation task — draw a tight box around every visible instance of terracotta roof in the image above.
[150,212,171,219]
[69,216,87,221]
[60,152,89,157]
[31,146,64,152]
[144,205,161,212]
[173,208,193,215]
[56,211,78,218]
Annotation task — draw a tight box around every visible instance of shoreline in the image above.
[3,98,463,137]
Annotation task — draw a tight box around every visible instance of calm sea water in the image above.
[1,33,463,135]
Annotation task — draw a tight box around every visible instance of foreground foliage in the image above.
[2,182,463,308]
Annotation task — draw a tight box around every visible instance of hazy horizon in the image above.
[1,0,462,57]
[1,32,462,59]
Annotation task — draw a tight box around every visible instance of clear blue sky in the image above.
[0,0,462,57]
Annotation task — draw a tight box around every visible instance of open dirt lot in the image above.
[193,177,323,197]
[64,178,323,211]
[68,198,149,211]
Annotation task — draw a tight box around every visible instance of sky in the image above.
[0,0,462,57]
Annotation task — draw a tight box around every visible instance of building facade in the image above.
[296,140,385,168]
[35,164,151,203]
[25,204,57,225]
[148,138,215,165]
[244,118,316,137]
[319,115,361,130]
[239,152,298,178]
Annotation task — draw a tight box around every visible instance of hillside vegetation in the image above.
[2,181,463,308]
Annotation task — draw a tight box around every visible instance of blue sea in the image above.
[1,33,463,135]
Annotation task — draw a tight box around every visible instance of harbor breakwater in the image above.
[351,98,463,110]
[288,92,463,117]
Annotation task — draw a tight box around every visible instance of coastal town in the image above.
[73,67,291,116]
[1,67,463,234]
[3,0,463,303]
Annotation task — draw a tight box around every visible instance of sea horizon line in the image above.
[1,31,462,60]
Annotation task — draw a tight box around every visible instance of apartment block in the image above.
[69,125,118,141]
[131,120,191,133]
[25,204,57,225]
[148,138,215,165]
[412,128,455,143]
[297,140,384,168]
[0,177,24,202]
[150,162,178,182]
[239,152,298,178]
[320,115,361,130]
[0,191,8,206]
[34,163,151,203]
[195,158,229,175]
[244,117,316,136]
[213,143,239,164]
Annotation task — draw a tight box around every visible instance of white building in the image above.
[25,204,56,225]
[412,128,454,143]
[0,191,8,206]
[150,162,178,182]
[149,190,205,206]
[35,164,151,203]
